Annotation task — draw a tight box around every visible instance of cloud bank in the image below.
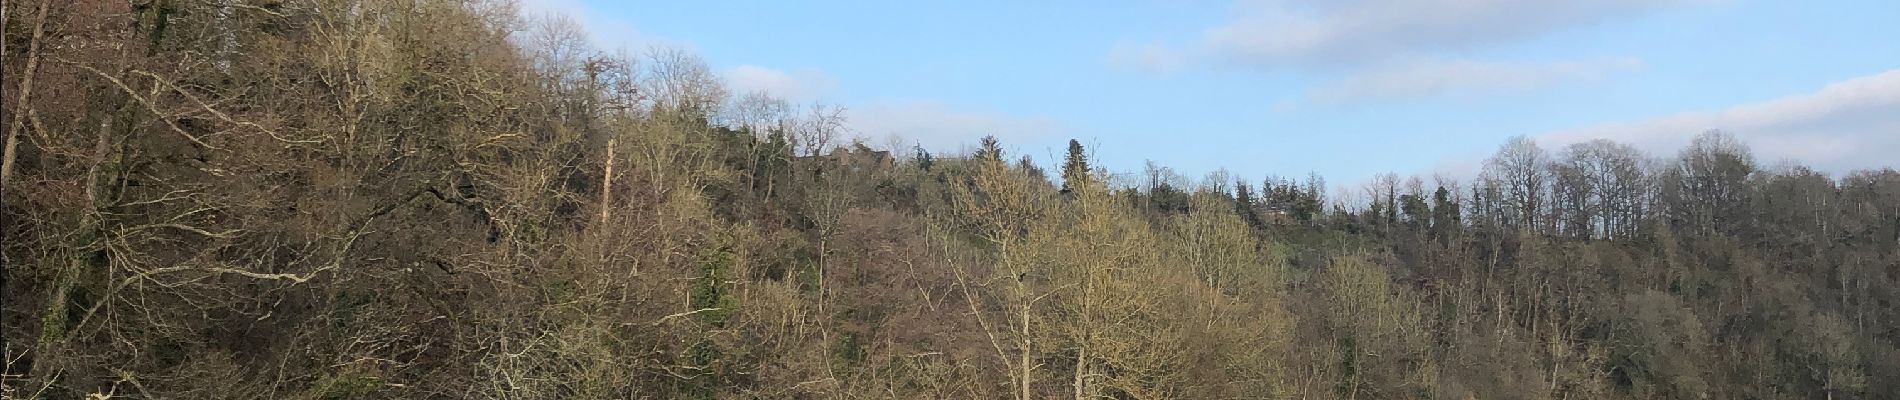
[516,0,671,52]
[1123,0,1707,104]
[851,101,1068,154]
[1310,57,1644,103]
[1108,43,1188,73]
[724,66,838,102]
[1538,68,1900,173]
[1205,0,1698,67]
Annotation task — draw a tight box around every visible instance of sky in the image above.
[518,0,1900,187]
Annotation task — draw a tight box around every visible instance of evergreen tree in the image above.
[1235,181,1263,229]
[914,143,934,171]
[977,135,1004,163]
[1431,186,1461,241]
[1061,139,1091,192]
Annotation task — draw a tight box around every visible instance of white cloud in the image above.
[724,65,838,102]
[1108,43,1188,73]
[1118,1,1697,103]
[1537,69,1900,173]
[1205,0,1701,67]
[850,101,1068,153]
[1310,57,1643,104]
[517,1,832,106]
[517,0,1054,157]
[516,0,676,52]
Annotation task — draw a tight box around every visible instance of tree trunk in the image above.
[1020,290,1033,400]
[1073,341,1088,400]
[600,138,614,225]
[1,0,53,187]
[33,116,118,379]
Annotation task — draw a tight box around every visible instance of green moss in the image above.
[311,372,383,400]
[691,248,738,326]
[831,332,866,372]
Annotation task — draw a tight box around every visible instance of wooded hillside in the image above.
[2,1,1896,399]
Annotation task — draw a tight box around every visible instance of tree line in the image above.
[2,1,1896,399]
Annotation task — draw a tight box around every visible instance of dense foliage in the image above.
[2,1,1895,399]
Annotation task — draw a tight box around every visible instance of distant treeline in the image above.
[2,1,1895,399]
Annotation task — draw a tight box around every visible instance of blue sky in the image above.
[521,0,1899,186]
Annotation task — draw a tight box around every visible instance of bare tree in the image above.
[1667,130,1755,235]
[1485,136,1551,233]
[1557,139,1649,239]
[795,103,847,158]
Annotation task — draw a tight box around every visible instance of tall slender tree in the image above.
[1061,139,1091,193]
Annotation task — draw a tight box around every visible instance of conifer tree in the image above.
[1061,139,1091,192]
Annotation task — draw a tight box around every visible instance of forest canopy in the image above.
[2,1,1896,399]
